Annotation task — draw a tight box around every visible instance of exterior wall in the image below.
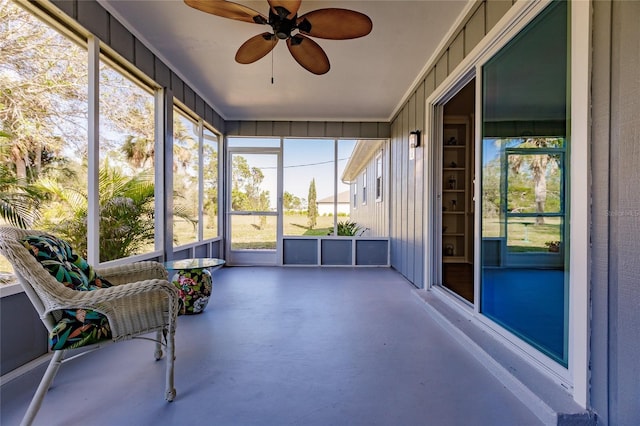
[388,0,514,288]
[591,0,640,424]
[225,121,390,139]
[317,203,349,216]
[0,292,48,376]
[349,147,390,237]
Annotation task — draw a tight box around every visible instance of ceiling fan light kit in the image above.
[184,0,373,75]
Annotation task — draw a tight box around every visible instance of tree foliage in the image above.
[283,191,302,210]
[37,163,194,261]
[0,0,87,183]
[0,163,42,228]
[307,178,318,229]
[231,155,269,212]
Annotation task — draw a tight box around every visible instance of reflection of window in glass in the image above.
[362,170,367,205]
[98,60,156,261]
[375,153,383,201]
[203,127,219,239]
[173,107,199,247]
[1,1,88,263]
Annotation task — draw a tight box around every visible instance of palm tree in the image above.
[0,164,42,228]
[37,163,194,261]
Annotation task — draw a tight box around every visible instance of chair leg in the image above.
[154,330,163,360]
[21,350,65,426]
[164,328,176,402]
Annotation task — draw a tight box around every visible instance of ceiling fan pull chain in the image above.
[271,40,275,84]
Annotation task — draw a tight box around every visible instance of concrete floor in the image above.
[1,267,543,426]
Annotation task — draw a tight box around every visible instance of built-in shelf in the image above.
[442,116,471,264]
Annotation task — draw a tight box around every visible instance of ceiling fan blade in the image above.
[286,34,330,75]
[267,0,301,19]
[235,33,278,64]
[184,0,267,24]
[297,8,373,40]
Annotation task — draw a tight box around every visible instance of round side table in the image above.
[164,258,225,315]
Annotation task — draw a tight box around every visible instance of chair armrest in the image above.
[44,279,180,340]
[43,278,178,313]
[96,261,168,286]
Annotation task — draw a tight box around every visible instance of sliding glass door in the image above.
[479,0,569,365]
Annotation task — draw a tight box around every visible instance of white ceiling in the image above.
[98,1,469,122]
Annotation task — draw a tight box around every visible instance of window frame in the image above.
[375,151,383,202]
[361,170,367,205]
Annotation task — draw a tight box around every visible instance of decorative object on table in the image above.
[448,175,457,189]
[444,244,455,256]
[164,258,225,315]
[0,226,180,426]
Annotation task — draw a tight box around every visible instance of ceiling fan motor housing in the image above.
[269,7,297,39]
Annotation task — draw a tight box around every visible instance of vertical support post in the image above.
[155,89,166,256]
[162,90,174,260]
[198,120,204,241]
[333,139,339,235]
[87,36,100,266]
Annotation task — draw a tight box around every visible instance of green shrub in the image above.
[336,220,363,236]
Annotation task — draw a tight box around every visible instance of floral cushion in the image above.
[21,235,111,291]
[21,234,113,350]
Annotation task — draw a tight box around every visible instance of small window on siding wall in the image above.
[362,170,367,205]
[375,152,383,201]
[353,183,357,209]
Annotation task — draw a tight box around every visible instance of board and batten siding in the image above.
[590,0,640,424]
[225,121,390,139]
[388,0,514,288]
[348,144,390,237]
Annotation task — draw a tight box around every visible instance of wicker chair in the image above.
[0,227,180,426]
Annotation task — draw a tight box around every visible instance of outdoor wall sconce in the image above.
[409,130,421,148]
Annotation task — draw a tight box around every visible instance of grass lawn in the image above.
[483,216,562,252]
[229,214,338,249]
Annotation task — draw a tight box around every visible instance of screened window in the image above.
[172,107,199,246]
[202,127,219,239]
[98,61,157,261]
[0,0,88,264]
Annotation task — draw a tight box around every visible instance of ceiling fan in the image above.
[184,0,373,75]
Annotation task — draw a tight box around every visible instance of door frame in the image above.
[225,146,283,265]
